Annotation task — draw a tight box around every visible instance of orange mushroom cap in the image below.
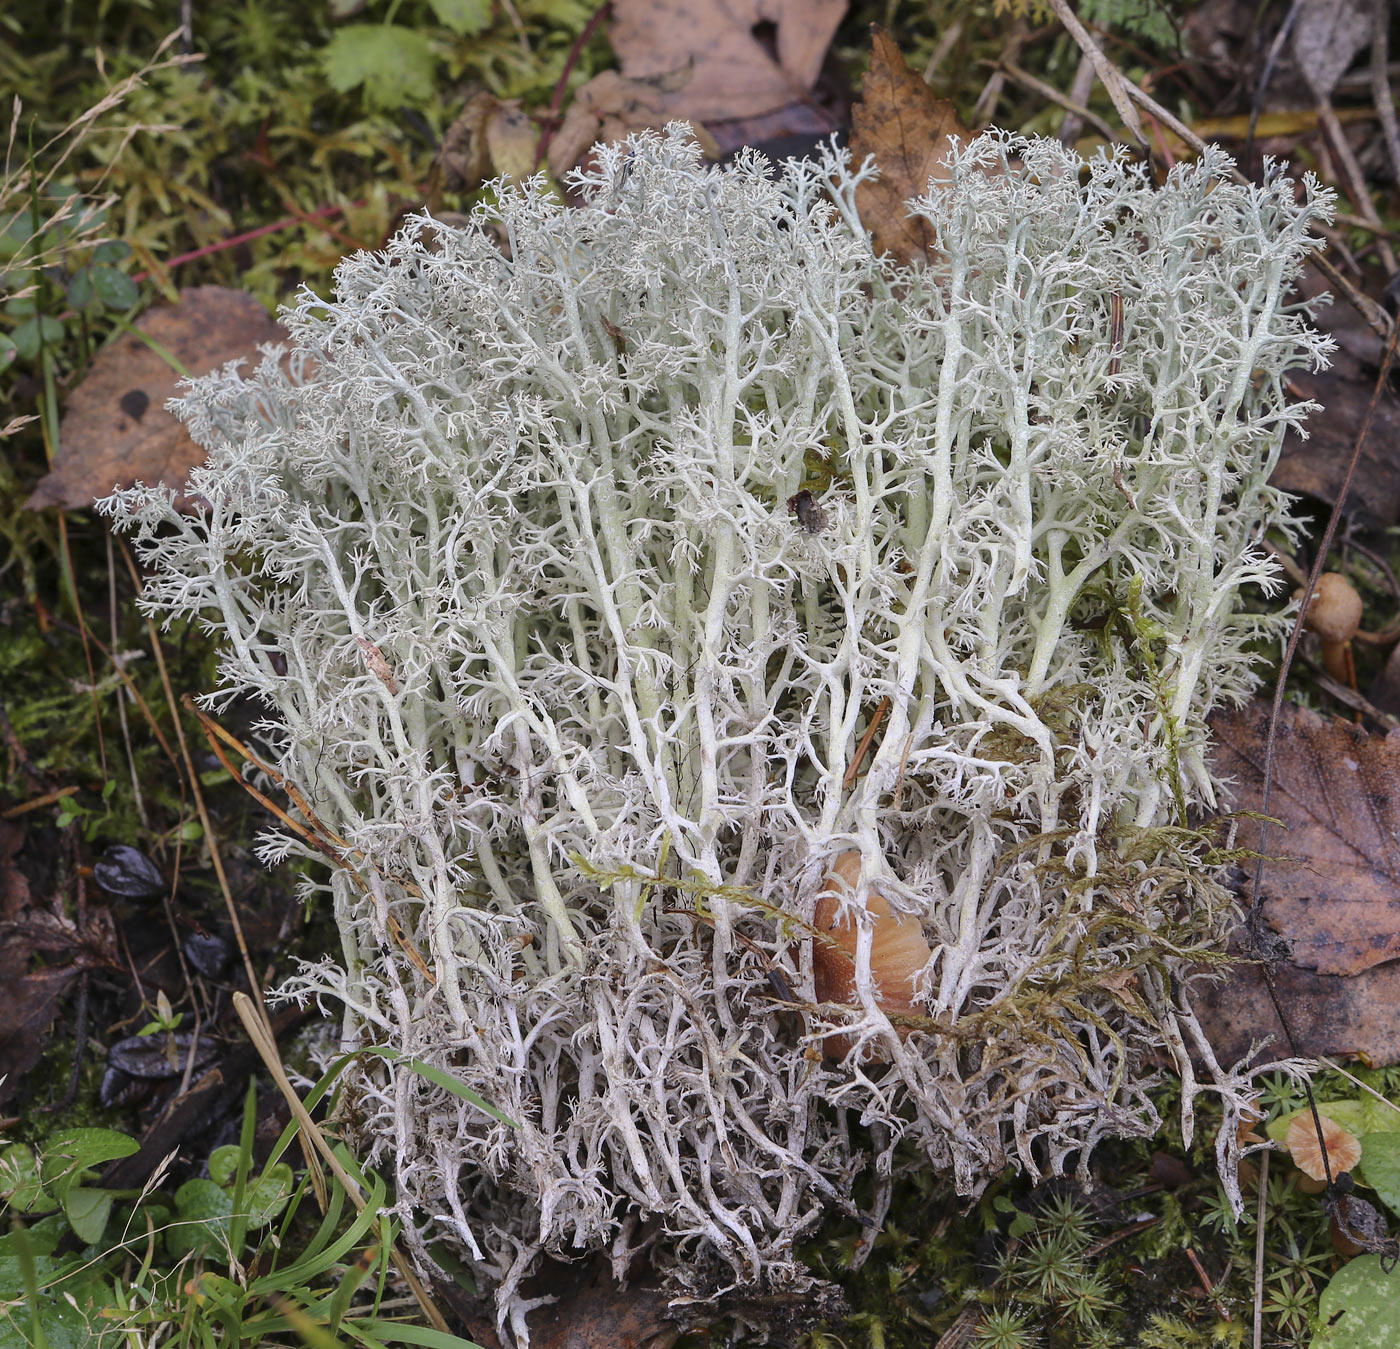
[1284,1111,1362,1182]
[812,851,932,1059]
[1298,573,1363,645]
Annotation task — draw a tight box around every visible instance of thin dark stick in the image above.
[1244,0,1306,172]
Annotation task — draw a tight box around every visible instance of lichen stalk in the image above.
[107,129,1330,1337]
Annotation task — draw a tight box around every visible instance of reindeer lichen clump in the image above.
[107,129,1330,1334]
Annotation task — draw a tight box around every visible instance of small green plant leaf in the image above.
[244,1163,294,1225]
[92,241,129,265]
[167,1177,234,1260]
[62,1185,116,1245]
[1358,1133,1400,1219]
[66,269,95,310]
[1311,1254,1400,1347]
[427,0,490,35]
[90,266,138,311]
[208,1145,241,1188]
[321,26,437,109]
[0,1144,49,1213]
[38,1128,138,1203]
[10,315,66,362]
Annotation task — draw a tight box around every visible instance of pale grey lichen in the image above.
[105,128,1331,1339]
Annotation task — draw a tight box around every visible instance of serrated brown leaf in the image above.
[849,27,971,265]
[25,286,287,513]
[1211,699,1400,977]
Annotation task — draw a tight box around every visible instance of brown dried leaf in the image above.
[1192,700,1400,1067]
[26,287,288,512]
[1195,955,1400,1066]
[1292,0,1372,103]
[435,90,500,193]
[436,93,540,193]
[610,0,844,122]
[548,72,720,183]
[516,1258,682,1349]
[355,636,399,695]
[1272,266,1400,528]
[555,0,844,175]
[849,27,971,266]
[484,103,539,186]
[0,823,121,1104]
[1211,699,1400,977]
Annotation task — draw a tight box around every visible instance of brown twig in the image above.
[999,59,1119,145]
[1044,0,1147,146]
[843,696,891,790]
[1058,50,1097,145]
[973,20,1029,127]
[923,20,964,84]
[1302,658,1400,729]
[0,786,79,820]
[1316,100,1398,275]
[1372,0,1400,187]
[1185,1247,1230,1319]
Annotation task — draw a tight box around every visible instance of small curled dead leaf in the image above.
[356,637,398,695]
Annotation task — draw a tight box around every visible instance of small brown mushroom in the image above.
[1297,572,1363,688]
[812,850,932,1060]
[1284,1110,1361,1183]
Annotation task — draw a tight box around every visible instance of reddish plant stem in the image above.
[536,2,613,172]
[131,199,366,285]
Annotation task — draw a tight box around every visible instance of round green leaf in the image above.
[92,240,129,265]
[1312,1255,1400,1347]
[61,1186,115,1245]
[90,266,138,311]
[0,1144,48,1213]
[66,268,94,310]
[1358,1133,1400,1220]
[244,1163,294,1225]
[208,1144,242,1188]
[9,315,66,362]
[168,1177,233,1260]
